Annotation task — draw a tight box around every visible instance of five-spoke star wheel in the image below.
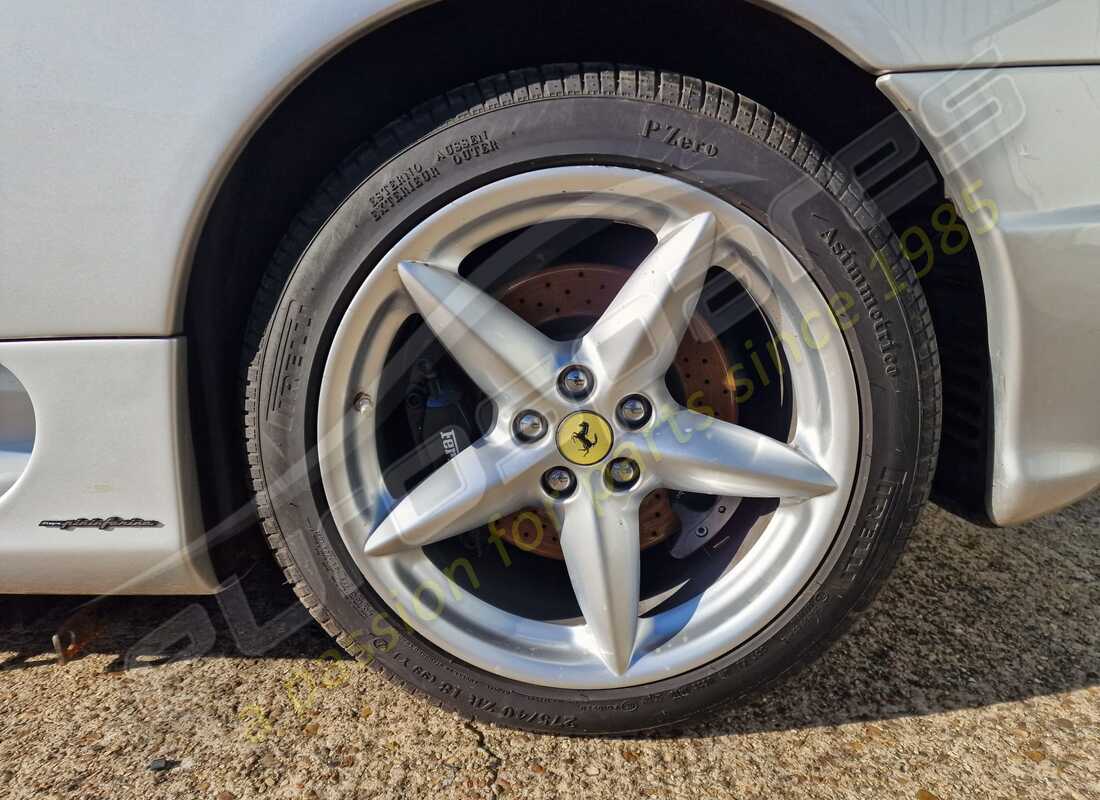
[317,167,859,689]
[358,211,836,675]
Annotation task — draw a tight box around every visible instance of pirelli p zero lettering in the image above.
[641,118,719,157]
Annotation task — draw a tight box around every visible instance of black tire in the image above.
[242,64,941,734]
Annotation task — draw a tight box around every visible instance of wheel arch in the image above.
[181,0,994,561]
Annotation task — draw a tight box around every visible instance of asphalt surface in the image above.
[1,496,1097,799]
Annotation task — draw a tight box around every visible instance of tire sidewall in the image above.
[254,94,924,733]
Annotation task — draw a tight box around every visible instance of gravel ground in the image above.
[1,496,1098,800]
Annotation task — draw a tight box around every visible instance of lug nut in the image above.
[616,395,651,427]
[558,365,594,400]
[542,467,576,497]
[513,410,548,442]
[353,392,373,413]
[606,457,640,489]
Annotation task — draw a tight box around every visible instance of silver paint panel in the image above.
[0,0,430,339]
[1,2,1094,339]
[879,66,1100,524]
[765,0,1100,73]
[0,339,218,594]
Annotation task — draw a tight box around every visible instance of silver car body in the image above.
[1,0,1098,593]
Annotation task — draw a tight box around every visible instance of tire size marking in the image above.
[389,649,577,727]
[467,693,577,728]
[641,118,719,157]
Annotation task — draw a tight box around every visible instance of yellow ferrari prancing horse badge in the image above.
[556,411,613,465]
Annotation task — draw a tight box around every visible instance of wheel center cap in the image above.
[556,411,614,465]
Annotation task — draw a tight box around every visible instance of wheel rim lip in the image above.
[316,166,861,690]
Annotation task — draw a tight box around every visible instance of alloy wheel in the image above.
[317,166,859,688]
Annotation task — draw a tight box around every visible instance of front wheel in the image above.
[243,65,940,734]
